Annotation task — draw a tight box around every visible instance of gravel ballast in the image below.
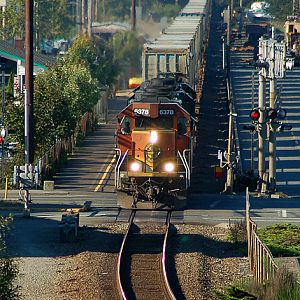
[10,221,250,300]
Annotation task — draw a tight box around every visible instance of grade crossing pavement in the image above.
[231,39,300,197]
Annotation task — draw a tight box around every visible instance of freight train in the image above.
[115,0,212,209]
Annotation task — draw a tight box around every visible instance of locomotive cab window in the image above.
[177,117,187,135]
[121,117,131,134]
[135,116,173,130]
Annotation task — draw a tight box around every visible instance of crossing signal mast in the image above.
[244,27,295,194]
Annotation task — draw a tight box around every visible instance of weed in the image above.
[257,224,300,257]
[216,268,300,300]
[228,220,247,244]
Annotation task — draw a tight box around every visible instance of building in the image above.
[0,40,56,95]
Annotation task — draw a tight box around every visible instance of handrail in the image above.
[177,150,189,189]
[183,149,191,187]
[114,148,122,188]
[115,149,129,189]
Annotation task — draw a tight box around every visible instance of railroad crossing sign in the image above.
[258,38,288,79]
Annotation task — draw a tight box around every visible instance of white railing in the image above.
[115,149,128,189]
[178,150,191,189]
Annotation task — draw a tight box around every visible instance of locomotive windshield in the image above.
[135,116,173,130]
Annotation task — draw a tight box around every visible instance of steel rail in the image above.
[161,211,176,300]
[116,210,136,300]
[117,210,176,300]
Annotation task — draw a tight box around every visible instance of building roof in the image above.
[0,40,56,69]
[92,22,131,34]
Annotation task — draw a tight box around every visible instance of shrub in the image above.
[0,216,19,300]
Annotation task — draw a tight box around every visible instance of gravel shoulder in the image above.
[8,219,250,300]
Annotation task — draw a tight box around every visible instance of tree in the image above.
[33,62,100,156]
[0,0,74,44]
[0,0,24,39]
[111,31,143,76]
[0,216,19,300]
[67,35,119,87]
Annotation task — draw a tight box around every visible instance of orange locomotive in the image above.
[115,77,196,209]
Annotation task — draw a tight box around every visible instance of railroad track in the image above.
[116,210,177,300]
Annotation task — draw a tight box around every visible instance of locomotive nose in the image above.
[132,129,176,172]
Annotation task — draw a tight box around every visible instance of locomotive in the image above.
[115,77,196,209]
[114,0,211,209]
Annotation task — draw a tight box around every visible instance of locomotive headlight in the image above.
[150,130,158,144]
[164,162,175,173]
[130,161,141,172]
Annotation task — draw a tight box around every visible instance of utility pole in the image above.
[102,0,105,21]
[257,72,266,191]
[76,0,81,35]
[256,38,267,192]
[87,0,92,37]
[82,0,86,34]
[132,0,136,31]
[268,29,277,192]
[25,0,34,165]
[24,0,34,213]
[95,0,98,22]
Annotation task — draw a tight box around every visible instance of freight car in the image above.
[142,0,212,89]
[115,0,212,209]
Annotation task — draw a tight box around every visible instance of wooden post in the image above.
[4,176,8,199]
[246,187,251,258]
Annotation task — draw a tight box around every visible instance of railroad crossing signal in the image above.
[250,109,260,121]
[258,38,288,79]
[246,107,291,132]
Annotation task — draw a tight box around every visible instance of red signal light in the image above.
[0,136,3,143]
[250,109,260,121]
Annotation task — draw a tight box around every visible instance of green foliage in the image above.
[215,285,257,299]
[5,93,25,157]
[5,35,112,162]
[149,3,181,19]
[257,224,300,257]
[0,0,73,41]
[102,0,181,21]
[227,220,248,255]
[35,0,74,40]
[67,35,119,87]
[34,60,99,157]
[5,73,14,97]
[104,0,131,20]
[0,0,24,39]
[111,31,143,75]
[243,1,293,22]
[0,216,19,300]
[266,0,293,21]
[232,268,300,300]
[228,220,247,243]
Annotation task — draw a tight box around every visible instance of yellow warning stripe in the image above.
[94,155,116,192]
